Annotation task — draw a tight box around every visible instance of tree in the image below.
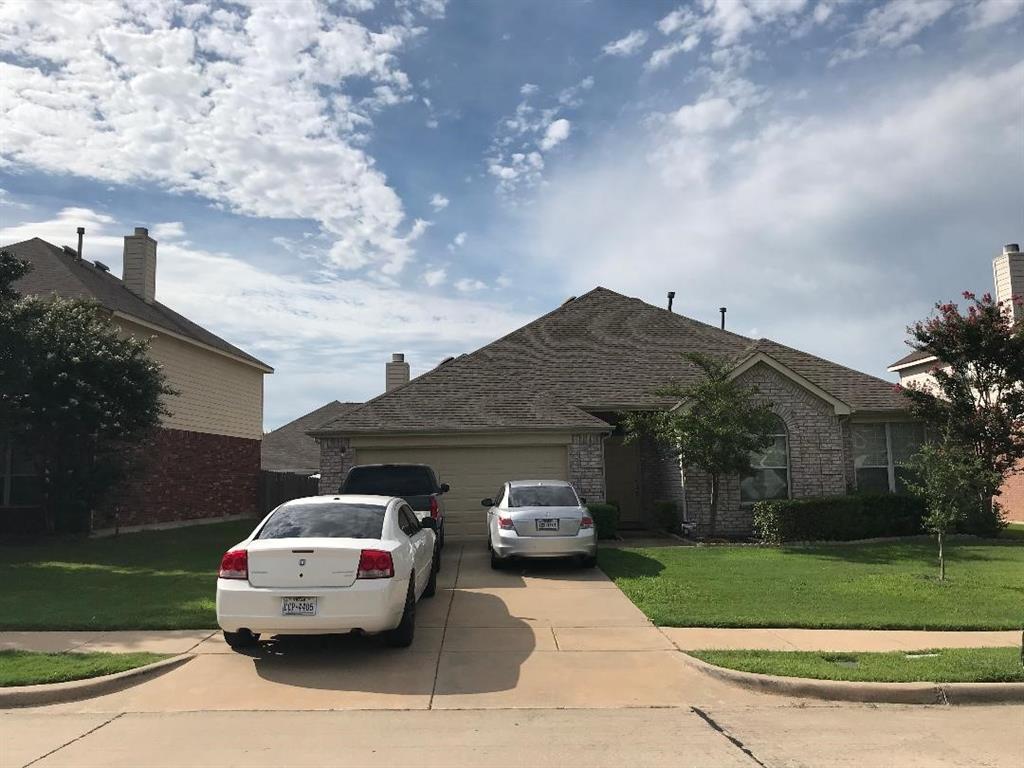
[905,440,1000,581]
[899,291,1024,534]
[623,352,778,537]
[0,252,174,533]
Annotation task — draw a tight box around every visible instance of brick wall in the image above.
[999,462,1024,523]
[317,437,354,494]
[569,433,606,503]
[94,427,260,529]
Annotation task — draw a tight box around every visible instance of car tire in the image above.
[580,555,598,568]
[384,578,416,648]
[490,550,505,570]
[223,629,259,650]
[423,557,438,598]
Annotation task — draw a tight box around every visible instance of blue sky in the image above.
[1,0,1022,429]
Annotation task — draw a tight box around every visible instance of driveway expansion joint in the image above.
[21,711,125,768]
[691,706,769,768]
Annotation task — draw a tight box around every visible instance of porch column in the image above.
[568,433,606,503]
[318,437,354,494]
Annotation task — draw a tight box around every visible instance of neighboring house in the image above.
[312,287,918,540]
[2,228,273,532]
[262,400,361,475]
[888,243,1024,522]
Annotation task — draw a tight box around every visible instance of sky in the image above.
[1,0,1021,430]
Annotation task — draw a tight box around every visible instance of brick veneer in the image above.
[999,462,1024,523]
[568,433,606,503]
[317,437,354,495]
[93,427,260,529]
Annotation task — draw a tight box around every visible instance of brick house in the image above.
[312,288,917,540]
[1,228,273,533]
[888,243,1024,522]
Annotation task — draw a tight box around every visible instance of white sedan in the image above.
[216,494,437,649]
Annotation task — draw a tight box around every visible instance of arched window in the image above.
[740,415,790,503]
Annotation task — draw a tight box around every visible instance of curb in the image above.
[679,652,1024,705]
[0,653,194,709]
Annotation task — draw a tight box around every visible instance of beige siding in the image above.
[896,361,944,393]
[117,317,265,440]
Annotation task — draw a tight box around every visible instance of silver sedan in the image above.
[483,480,597,569]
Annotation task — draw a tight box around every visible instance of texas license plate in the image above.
[536,518,559,531]
[281,597,317,616]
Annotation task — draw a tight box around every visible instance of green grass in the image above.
[0,650,169,687]
[690,647,1024,683]
[1004,522,1024,541]
[0,519,255,630]
[598,539,1024,630]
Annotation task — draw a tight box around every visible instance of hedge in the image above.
[752,493,926,544]
[586,503,620,540]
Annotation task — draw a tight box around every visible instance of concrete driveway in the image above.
[33,544,748,713]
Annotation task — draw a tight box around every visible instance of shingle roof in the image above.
[315,287,907,435]
[262,401,362,473]
[4,237,272,371]
[888,349,937,369]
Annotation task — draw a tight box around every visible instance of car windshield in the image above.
[256,503,386,539]
[508,486,579,507]
[343,466,436,496]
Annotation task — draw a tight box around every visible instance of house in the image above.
[262,400,361,475]
[888,243,1024,522]
[312,287,917,540]
[1,228,273,533]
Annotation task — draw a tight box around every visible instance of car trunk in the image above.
[509,506,582,537]
[246,537,368,588]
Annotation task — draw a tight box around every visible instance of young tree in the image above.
[900,291,1024,534]
[623,352,778,537]
[0,252,174,532]
[905,440,1000,581]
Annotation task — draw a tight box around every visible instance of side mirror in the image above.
[440,483,450,493]
[481,498,494,508]
[420,517,437,531]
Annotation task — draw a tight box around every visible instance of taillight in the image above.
[429,495,440,520]
[498,517,515,530]
[357,549,394,579]
[580,516,594,529]
[219,549,248,579]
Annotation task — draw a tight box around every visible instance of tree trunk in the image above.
[937,530,945,582]
[708,473,719,538]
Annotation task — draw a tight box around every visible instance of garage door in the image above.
[355,445,568,539]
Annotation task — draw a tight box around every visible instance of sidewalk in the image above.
[2,627,1019,655]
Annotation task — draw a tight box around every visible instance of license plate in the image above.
[536,518,559,531]
[281,597,317,616]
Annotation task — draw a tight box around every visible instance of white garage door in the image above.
[355,444,568,539]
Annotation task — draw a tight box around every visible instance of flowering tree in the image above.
[0,252,174,533]
[900,291,1024,535]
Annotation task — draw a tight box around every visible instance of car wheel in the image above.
[580,555,598,569]
[434,542,442,573]
[223,629,260,650]
[384,578,416,648]
[423,557,438,598]
[490,550,505,570]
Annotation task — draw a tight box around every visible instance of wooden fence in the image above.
[259,470,319,514]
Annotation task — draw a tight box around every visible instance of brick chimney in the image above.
[993,243,1023,324]
[123,227,157,303]
[386,353,410,392]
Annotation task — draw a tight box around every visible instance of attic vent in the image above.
[93,260,110,272]
[62,245,77,257]
[561,296,576,305]
[439,356,455,366]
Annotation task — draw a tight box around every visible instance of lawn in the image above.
[0,519,255,630]
[598,538,1024,630]
[0,650,168,687]
[690,647,1024,683]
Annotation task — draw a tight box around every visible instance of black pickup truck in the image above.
[340,463,449,549]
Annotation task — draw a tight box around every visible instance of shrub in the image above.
[652,500,680,533]
[587,503,620,540]
[752,493,926,544]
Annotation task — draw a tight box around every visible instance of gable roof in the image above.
[888,349,939,371]
[315,287,907,436]
[4,237,272,371]
[262,401,361,474]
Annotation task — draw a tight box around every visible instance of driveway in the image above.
[31,544,749,713]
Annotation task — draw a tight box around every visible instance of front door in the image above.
[603,434,643,526]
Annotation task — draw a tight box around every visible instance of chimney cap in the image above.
[391,353,405,363]
[133,227,149,237]
[1003,243,1020,255]
[76,226,85,235]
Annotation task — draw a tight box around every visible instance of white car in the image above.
[216,494,437,649]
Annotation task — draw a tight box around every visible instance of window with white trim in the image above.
[740,416,790,503]
[851,422,926,493]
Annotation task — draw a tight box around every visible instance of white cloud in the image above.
[645,35,700,71]
[429,193,450,211]
[670,96,741,133]
[422,266,447,286]
[0,1,436,276]
[833,0,955,63]
[520,83,539,96]
[452,231,467,247]
[603,30,648,57]
[966,0,1024,29]
[152,221,187,241]
[539,118,571,151]
[454,277,486,292]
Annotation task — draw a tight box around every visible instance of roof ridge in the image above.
[756,337,899,390]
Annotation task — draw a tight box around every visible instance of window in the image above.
[851,422,926,493]
[398,506,421,536]
[341,465,437,495]
[740,416,790,504]
[0,435,42,507]
[256,502,387,539]
[508,485,580,508]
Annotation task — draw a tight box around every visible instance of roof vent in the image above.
[93,260,110,272]
[62,245,77,257]
[439,356,455,366]
[561,296,576,305]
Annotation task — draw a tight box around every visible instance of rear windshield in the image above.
[508,486,579,508]
[343,466,436,496]
[256,503,386,540]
